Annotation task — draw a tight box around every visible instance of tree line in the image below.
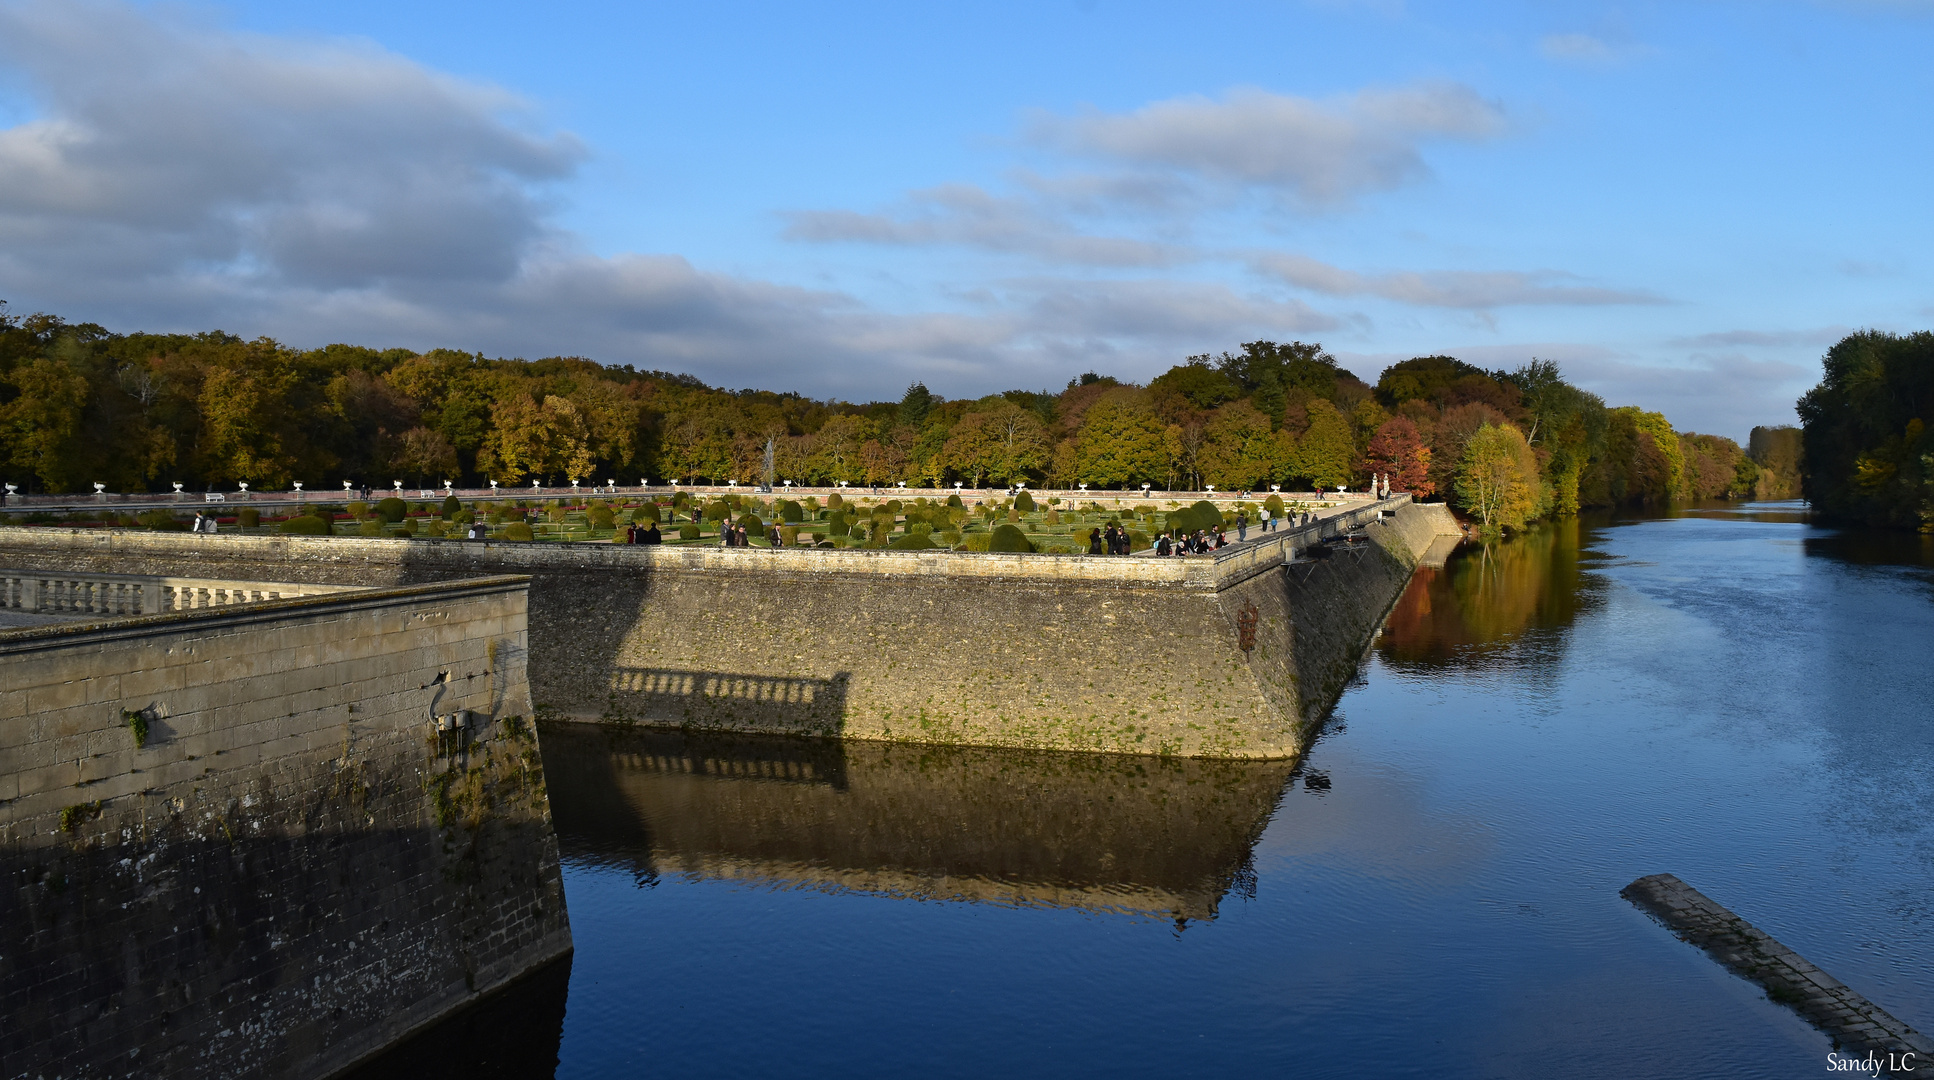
[0,304,1798,531]
[1798,330,1933,531]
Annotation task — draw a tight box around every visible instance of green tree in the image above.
[1797,331,1934,529]
[1074,388,1169,487]
[0,356,88,490]
[1197,400,1274,489]
[1290,400,1356,490]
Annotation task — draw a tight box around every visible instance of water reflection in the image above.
[541,724,1295,922]
[1378,517,1598,670]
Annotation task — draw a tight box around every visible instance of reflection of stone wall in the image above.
[0,577,571,1079]
[543,724,1294,922]
[0,502,1458,759]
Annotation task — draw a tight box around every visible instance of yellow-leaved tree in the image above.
[1456,422,1541,531]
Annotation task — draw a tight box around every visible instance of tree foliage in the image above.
[0,304,1778,534]
[1797,331,1934,530]
[1456,424,1541,531]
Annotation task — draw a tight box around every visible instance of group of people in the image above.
[1154,529,1226,556]
[188,511,219,534]
[1086,523,1135,555]
[621,522,663,545]
[712,522,790,548]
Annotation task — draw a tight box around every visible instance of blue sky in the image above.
[2,0,1931,437]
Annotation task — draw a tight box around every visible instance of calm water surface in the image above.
[380,503,1934,1078]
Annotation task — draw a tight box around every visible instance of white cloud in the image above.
[1251,253,1663,308]
[1026,83,1506,205]
[1670,327,1849,348]
[1539,33,1616,64]
[0,0,580,290]
[0,0,1312,398]
[783,184,1186,267]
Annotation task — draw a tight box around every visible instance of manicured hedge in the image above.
[989,524,1034,552]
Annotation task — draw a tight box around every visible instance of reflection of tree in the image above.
[1379,518,1594,670]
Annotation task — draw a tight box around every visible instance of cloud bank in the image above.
[0,1,1349,396]
[1027,83,1507,205]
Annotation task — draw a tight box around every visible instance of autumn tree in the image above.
[1456,423,1541,530]
[1361,416,1434,497]
[0,356,88,491]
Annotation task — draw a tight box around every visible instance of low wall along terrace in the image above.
[0,576,572,1080]
[0,498,1461,760]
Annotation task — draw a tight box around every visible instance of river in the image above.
[361,502,1934,1078]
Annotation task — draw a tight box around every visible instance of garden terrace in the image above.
[1,487,1370,556]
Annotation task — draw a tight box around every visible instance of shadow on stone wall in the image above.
[337,954,572,1080]
[541,723,1295,923]
[594,668,852,730]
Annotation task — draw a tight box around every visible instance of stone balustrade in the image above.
[0,570,363,619]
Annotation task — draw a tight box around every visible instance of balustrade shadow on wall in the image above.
[541,724,1296,923]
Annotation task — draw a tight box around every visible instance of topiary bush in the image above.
[946,493,963,508]
[1044,509,1060,525]
[780,525,800,546]
[777,499,803,522]
[1014,489,1036,512]
[1264,493,1285,515]
[889,533,936,550]
[633,504,659,524]
[238,507,260,529]
[958,532,993,552]
[375,497,406,523]
[399,517,418,536]
[589,506,616,529]
[704,501,731,522]
[442,494,462,519]
[678,523,700,540]
[358,518,386,536]
[346,500,369,518]
[505,521,535,542]
[451,508,475,525]
[988,523,1034,552]
[885,499,903,514]
[827,492,843,509]
[736,513,767,538]
[277,515,331,535]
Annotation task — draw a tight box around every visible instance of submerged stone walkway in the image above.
[1623,873,1933,1070]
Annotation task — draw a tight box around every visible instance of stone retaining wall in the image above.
[0,500,1460,759]
[0,577,572,1080]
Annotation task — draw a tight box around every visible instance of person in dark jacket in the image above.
[644,522,662,544]
[1088,528,1105,555]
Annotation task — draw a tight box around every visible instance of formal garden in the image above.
[1,489,1336,554]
